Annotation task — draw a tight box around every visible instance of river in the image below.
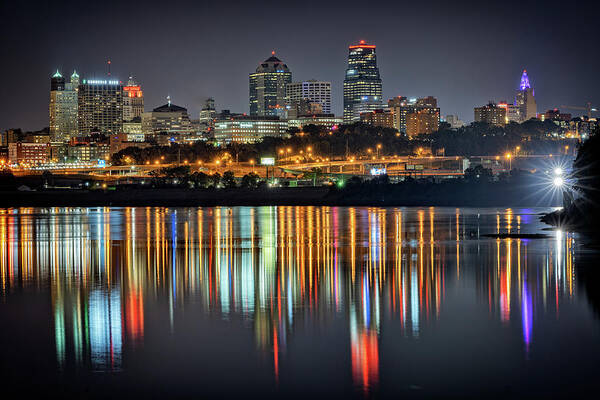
[0,206,597,398]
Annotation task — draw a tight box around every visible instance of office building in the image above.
[8,142,50,165]
[388,96,440,133]
[287,98,324,119]
[49,70,79,141]
[406,109,440,137]
[360,109,394,129]
[110,133,151,155]
[515,70,537,121]
[123,117,144,142]
[142,99,194,139]
[199,98,217,132]
[498,102,521,123]
[445,115,464,129]
[287,80,331,118]
[68,143,110,163]
[214,116,288,144]
[474,102,507,126]
[287,114,342,130]
[78,78,124,135]
[343,40,383,123]
[249,52,292,117]
[123,77,144,121]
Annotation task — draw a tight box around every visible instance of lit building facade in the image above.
[78,79,124,135]
[388,96,440,133]
[287,80,331,116]
[49,70,79,141]
[474,103,507,126]
[142,100,194,139]
[8,142,51,165]
[445,115,464,129]
[497,102,521,123]
[123,77,144,121]
[406,109,440,137]
[343,41,383,123]
[515,70,537,121]
[360,109,394,129]
[199,98,217,132]
[67,143,110,162]
[122,119,144,142]
[287,115,342,130]
[214,116,288,144]
[249,53,292,117]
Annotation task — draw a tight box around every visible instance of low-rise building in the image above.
[360,109,394,129]
[67,143,110,163]
[214,116,288,144]
[287,114,342,130]
[110,133,152,155]
[8,142,51,165]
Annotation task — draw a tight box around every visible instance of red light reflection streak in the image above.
[351,329,379,394]
[273,326,279,383]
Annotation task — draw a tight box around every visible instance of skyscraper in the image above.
[515,70,537,121]
[249,52,292,117]
[199,97,217,132]
[343,40,383,123]
[123,77,144,121]
[49,70,79,141]
[78,78,123,135]
[286,80,331,116]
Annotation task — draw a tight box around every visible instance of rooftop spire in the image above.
[52,69,62,78]
[519,69,531,90]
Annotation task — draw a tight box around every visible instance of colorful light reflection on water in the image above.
[0,206,593,398]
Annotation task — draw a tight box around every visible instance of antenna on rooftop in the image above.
[107,59,111,77]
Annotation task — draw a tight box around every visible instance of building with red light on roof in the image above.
[123,77,144,121]
[343,40,383,123]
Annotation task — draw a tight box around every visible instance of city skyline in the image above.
[1,0,599,132]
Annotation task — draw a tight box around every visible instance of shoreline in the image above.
[2,185,562,208]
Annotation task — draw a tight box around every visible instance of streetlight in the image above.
[376,143,382,159]
[505,152,512,170]
[553,176,564,187]
[553,167,563,176]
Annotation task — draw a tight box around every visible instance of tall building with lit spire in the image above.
[343,40,383,123]
[515,69,537,121]
[49,70,79,141]
[123,76,144,121]
[249,52,292,117]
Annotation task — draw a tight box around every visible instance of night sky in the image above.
[1,0,599,132]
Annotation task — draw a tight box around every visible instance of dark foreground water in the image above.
[0,206,598,399]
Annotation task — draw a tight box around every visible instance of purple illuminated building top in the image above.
[519,69,531,90]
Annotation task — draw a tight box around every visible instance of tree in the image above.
[572,128,600,205]
[464,165,493,181]
[209,173,221,188]
[192,172,209,188]
[222,171,237,188]
[241,172,260,189]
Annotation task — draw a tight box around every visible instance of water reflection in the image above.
[0,207,576,395]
